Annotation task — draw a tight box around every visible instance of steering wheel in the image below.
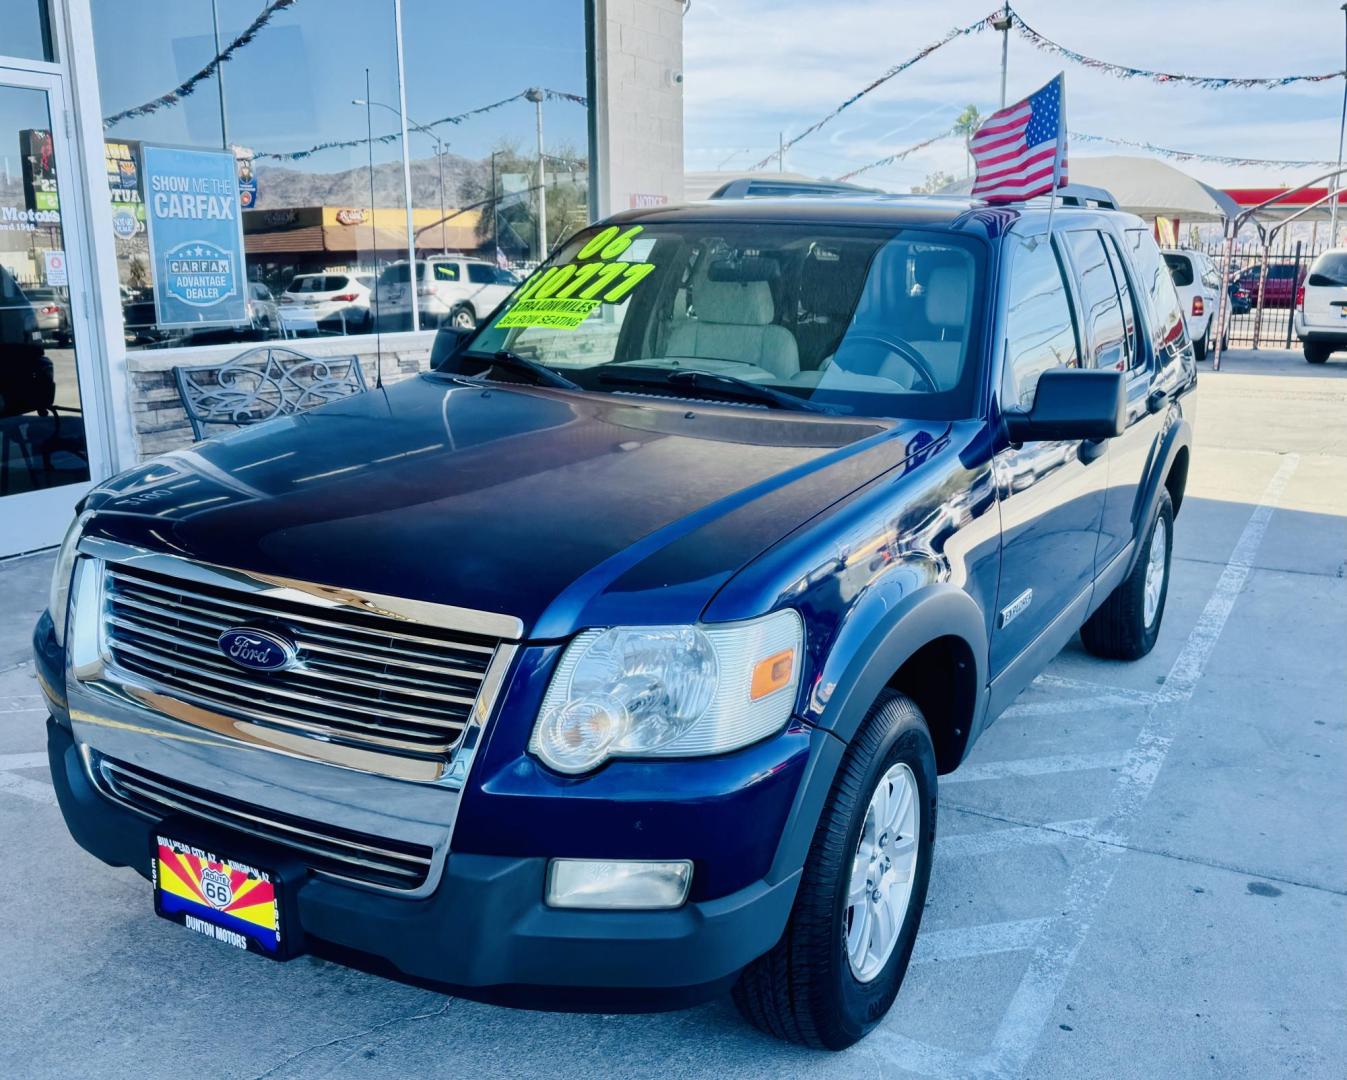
[830,332,940,394]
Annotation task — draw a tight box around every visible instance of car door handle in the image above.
[1078,439,1108,464]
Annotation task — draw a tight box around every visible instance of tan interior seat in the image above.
[667,279,800,380]
[894,265,969,391]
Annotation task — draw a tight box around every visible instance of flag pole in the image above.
[1044,74,1065,247]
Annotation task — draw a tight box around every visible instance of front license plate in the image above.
[152,834,286,959]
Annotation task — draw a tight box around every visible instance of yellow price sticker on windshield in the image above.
[497,298,599,330]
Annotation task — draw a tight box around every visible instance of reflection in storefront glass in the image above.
[0,0,55,63]
[91,0,590,349]
[0,84,91,496]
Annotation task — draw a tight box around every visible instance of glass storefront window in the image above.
[0,1,54,62]
[90,0,591,349]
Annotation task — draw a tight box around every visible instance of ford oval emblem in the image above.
[217,627,297,672]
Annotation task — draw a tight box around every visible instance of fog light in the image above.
[546,859,693,910]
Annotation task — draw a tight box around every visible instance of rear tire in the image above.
[1193,324,1208,362]
[732,691,937,1050]
[449,304,476,330]
[1081,490,1173,661]
[1304,341,1332,364]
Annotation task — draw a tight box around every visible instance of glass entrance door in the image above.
[0,69,106,555]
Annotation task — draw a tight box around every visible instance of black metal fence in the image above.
[1197,239,1321,351]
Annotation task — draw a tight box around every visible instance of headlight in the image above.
[530,609,803,775]
[48,512,90,647]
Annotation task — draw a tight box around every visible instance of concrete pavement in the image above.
[0,348,1342,1079]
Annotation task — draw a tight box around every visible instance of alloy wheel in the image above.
[1144,516,1167,628]
[845,761,920,983]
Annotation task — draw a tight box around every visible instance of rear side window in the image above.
[1308,252,1347,287]
[1163,254,1194,287]
[1102,235,1142,372]
[1126,229,1187,351]
[1002,233,1080,408]
[1066,231,1127,371]
[467,263,496,284]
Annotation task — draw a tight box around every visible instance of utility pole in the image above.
[210,0,230,148]
[778,131,784,173]
[525,88,547,260]
[490,150,499,260]
[993,4,1012,108]
[392,0,418,330]
[1332,3,1347,244]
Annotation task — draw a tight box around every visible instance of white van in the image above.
[1161,249,1222,361]
[1293,248,1347,364]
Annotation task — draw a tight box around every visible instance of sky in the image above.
[682,0,1347,193]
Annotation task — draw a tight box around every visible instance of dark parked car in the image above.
[1236,262,1305,308]
[37,188,1195,1050]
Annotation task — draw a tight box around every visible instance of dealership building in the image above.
[0,0,686,556]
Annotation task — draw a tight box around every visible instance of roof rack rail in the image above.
[709,177,883,200]
[1019,183,1119,210]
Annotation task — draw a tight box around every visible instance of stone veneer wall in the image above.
[126,332,437,459]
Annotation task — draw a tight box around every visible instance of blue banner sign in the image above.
[143,145,247,328]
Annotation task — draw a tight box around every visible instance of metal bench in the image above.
[173,346,368,441]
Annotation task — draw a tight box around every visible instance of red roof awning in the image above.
[1222,187,1331,208]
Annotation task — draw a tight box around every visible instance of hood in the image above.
[86,376,941,636]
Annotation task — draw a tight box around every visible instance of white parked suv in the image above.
[1294,248,1347,364]
[373,256,520,330]
[1162,249,1222,362]
[280,272,375,335]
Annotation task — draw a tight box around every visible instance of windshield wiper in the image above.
[599,366,837,414]
[462,350,579,390]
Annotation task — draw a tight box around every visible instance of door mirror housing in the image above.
[430,325,472,370]
[1004,368,1127,443]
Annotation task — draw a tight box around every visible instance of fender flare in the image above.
[1128,413,1192,577]
[811,581,989,747]
[768,583,988,882]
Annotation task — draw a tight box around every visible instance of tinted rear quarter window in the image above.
[1126,229,1187,350]
[1309,252,1347,287]
[1066,230,1127,371]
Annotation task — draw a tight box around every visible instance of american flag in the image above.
[970,75,1068,204]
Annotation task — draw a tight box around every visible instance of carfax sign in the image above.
[143,145,247,328]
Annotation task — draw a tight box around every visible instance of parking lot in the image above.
[0,348,1342,1080]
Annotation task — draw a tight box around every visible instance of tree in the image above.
[912,170,956,195]
[462,138,590,261]
[953,104,982,178]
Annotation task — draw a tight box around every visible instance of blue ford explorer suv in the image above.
[36,186,1194,1049]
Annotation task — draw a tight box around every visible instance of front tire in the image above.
[1304,341,1332,364]
[732,691,937,1050]
[1081,490,1173,660]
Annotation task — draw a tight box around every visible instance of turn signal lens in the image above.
[751,649,796,700]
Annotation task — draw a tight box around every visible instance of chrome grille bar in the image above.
[101,561,509,763]
[98,756,433,890]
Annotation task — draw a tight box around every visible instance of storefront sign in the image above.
[335,208,367,225]
[143,145,247,327]
[105,139,145,237]
[628,193,668,208]
[43,250,68,286]
[235,146,257,209]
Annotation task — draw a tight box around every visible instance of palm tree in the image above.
[953,105,982,178]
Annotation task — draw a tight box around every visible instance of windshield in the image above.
[461,221,986,418]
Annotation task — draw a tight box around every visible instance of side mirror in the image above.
[1003,368,1126,443]
[429,325,471,370]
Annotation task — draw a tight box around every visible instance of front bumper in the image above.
[36,606,826,1007]
[47,719,800,1005]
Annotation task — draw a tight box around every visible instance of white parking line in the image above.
[912,918,1054,965]
[999,694,1155,719]
[0,770,56,807]
[980,452,1300,1079]
[937,819,1097,859]
[1030,673,1158,700]
[941,750,1129,784]
[0,752,48,770]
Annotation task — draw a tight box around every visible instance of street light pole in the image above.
[525,88,547,260]
[993,4,1012,109]
[1332,3,1347,245]
[354,98,448,253]
[490,150,500,260]
[392,0,418,330]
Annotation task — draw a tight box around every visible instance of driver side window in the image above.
[1002,235,1081,408]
